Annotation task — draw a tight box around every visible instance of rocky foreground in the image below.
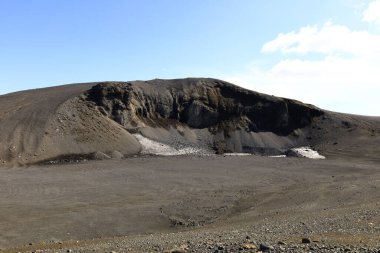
[5,224,380,253]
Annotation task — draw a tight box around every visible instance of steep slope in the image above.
[0,83,141,165]
[85,78,323,155]
[86,79,323,133]
[0,78,379,165]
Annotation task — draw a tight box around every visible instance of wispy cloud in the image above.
[363,0,380,25]
[223,1,380,116]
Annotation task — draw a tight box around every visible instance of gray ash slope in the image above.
[0,78,379,165]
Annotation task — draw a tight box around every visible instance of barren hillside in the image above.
[0,78,379,165]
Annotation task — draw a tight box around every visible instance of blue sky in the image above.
[1,0,380,115]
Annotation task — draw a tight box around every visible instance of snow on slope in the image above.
[134,134,325,159]
[133,134,206,156]
[289,147,326,159]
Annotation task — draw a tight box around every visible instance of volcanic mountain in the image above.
[0,78,379,165]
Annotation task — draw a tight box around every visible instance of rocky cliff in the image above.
[86,78,323,135]
[84,78,323,154]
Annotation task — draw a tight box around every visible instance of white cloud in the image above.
[261,22,380,57]
[223,17,380,116]
[224,56,380,116]
[363,0,380,25]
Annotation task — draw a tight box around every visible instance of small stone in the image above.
[90,151,111,160]
[241,243,257,249]
[109,150,124,159]
[169,244,188,253]
[278,241,287,245]
[171,251,186,253]
[259,243,274,251]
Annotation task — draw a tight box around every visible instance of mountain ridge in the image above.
[0,78,379,165]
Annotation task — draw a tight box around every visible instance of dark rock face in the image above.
[85,78,323,135]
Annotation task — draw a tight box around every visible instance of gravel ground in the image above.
[1,155,379,253]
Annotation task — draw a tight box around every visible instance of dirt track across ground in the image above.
[1,155,380,252]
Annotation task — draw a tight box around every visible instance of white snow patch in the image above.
[269,155,287,158]
[289,147,325,159]
[223,153,252,156]
[133,134,205,156]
